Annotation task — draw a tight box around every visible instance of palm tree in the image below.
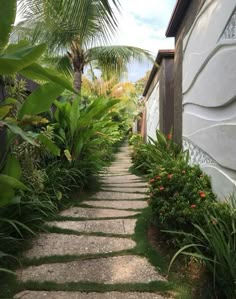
[15,0,153,93]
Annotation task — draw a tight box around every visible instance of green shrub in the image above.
[148,163,216,232]
[169,197,236,298]
[132,130,216,243]
[129,133,143,147]
[131,130,181,174]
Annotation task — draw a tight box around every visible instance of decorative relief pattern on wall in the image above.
[183,138,215,166]
[222,9,236,40]
[146,82,159,140]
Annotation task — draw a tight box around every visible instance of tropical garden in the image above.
[0,0,235,299]
[0,0,151,284]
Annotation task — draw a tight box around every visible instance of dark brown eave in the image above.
[166,0,191,37]
[143,50,174,97]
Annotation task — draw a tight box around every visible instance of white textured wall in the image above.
[146,82,160,141]
[183,0,236,199]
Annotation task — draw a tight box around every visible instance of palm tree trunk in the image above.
[68,44,85,94]
[73,68,82,93]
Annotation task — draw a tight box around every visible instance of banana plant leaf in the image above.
[0,42,46,74]
[18,82,64,119]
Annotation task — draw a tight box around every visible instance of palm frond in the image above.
[42,54,74,80]
[17,0,121,52]
[86,45,154,80]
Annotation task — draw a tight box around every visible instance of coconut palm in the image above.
[15,0,153,93]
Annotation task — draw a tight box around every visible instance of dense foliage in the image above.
[0,1,128,275]
[131,130,236,298]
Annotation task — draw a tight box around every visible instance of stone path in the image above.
[15,143,171,299]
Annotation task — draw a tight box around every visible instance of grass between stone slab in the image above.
[99,189,147,194]
[11,207,191,299]
[0,177,190,297]
[42,224,134,238]
[15,281,175,295]
[48,214,139,222]
[74,203,145,209]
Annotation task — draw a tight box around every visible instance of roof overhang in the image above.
[143,49,175,97]
[166,0,191,37]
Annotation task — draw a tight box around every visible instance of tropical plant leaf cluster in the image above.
[131,130,236,297]
[0,0,130,276]
[14,0,153,92]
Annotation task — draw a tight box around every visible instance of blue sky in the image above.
[113,0,176,81]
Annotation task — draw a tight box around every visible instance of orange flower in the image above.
[191,204,196,209]
[167,133,172,140]
[167,174,173,179]
[159,186,165,191]
[149,178,155,183]
[199,191,206,198]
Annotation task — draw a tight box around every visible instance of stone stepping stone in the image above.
[113,159,131,162]
[100,174,141,180]
[92,192,147,200]
[17,255,166,284]
[100,176,144,184]
[107,166,131,170]
[111,161,132,165]
[102,187,148,193]
[47,219,137,235]
[60,207,140,219]
[24,234,135,259]
[83,200,147,210]
[100,172,131,177]
[103,182,147,188]
[14,291,170,299]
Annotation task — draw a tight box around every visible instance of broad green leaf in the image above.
[0,98,17,106]
[18,83,64,119]
[3,154,21,179]
[73,137,84,158]
[0,174,27,190]
[20,63,75,93]
[0,0,16,53]
[37,134,60,156]
[69,97,80,136]
[2,121,37,145]
[0,43,46,75]
[19,115,49,126]
[0,106,11,118]
[0,184,15,208]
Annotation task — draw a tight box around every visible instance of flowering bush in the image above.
[148,163,216,232]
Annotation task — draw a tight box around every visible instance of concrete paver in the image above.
[92,191,147,200]
[47,219,137,235]
[60,207,140,219]
[24,234,136,258]
[17,256,166,284]
[14,291,171,299]
[83,200,147,210]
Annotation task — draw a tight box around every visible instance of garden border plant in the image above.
[131,129,236,298]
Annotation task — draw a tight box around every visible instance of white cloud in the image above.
[111,0,176,80]
[113,0,175,54]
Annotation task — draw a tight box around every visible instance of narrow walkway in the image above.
[14,144,170,299]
